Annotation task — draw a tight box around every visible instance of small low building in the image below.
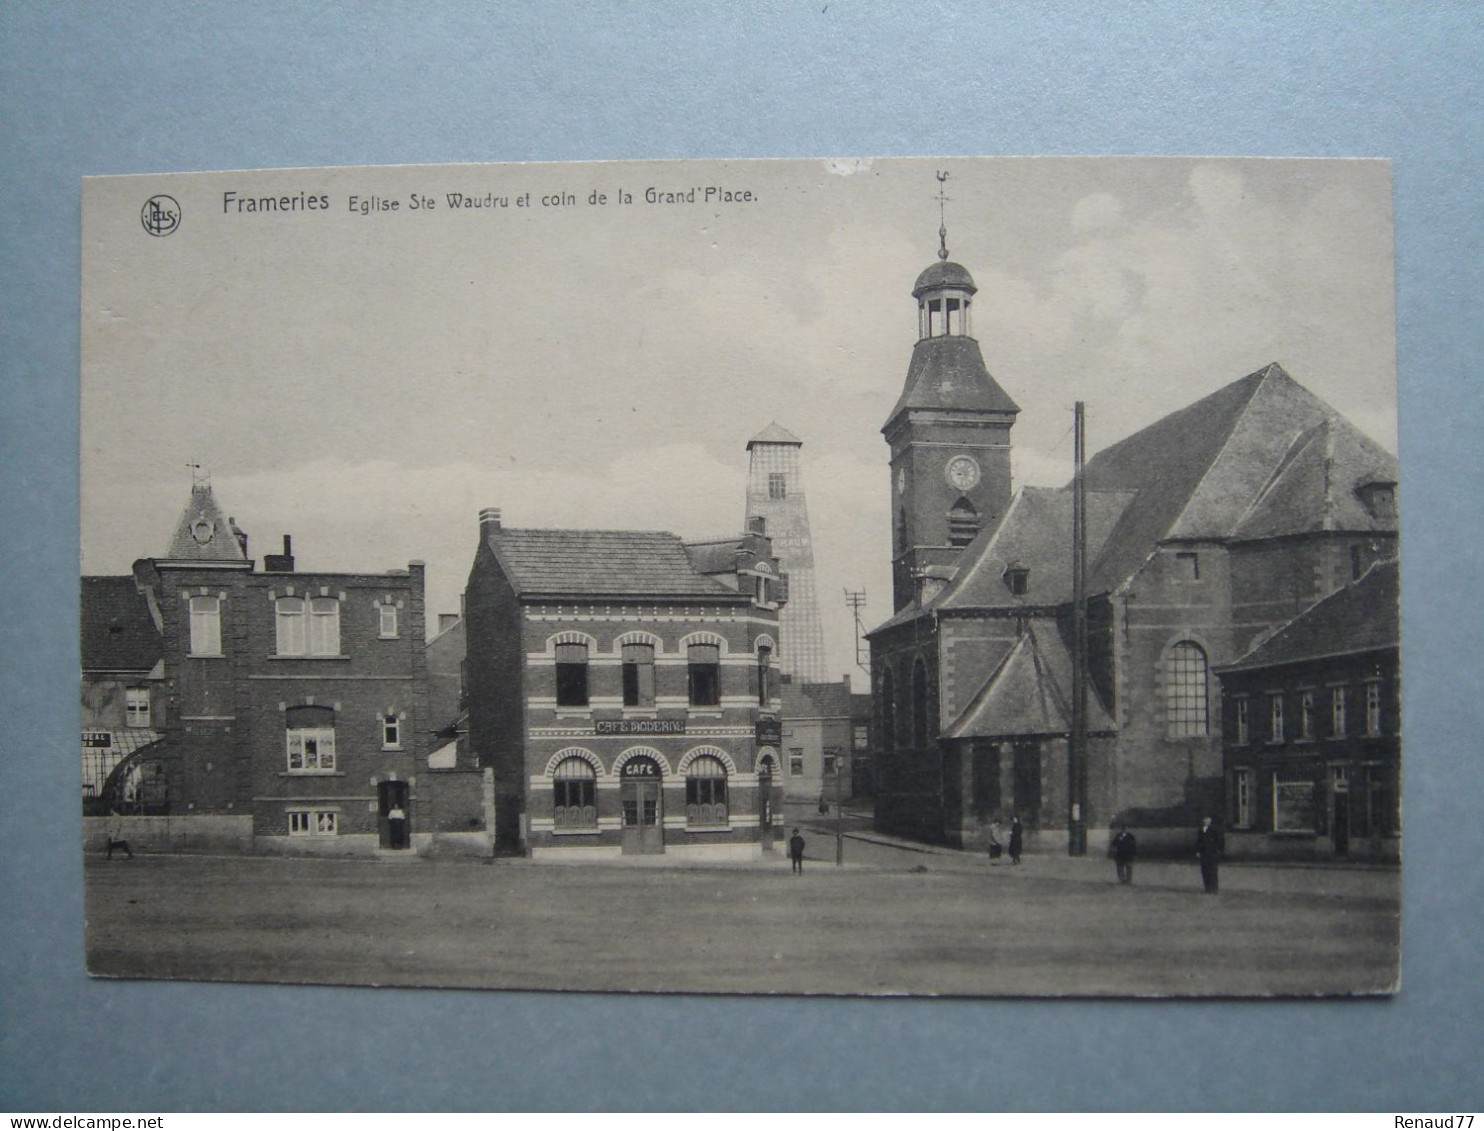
[778,675,854,804]
[464,508,786,859]
[1216,559,1399,861]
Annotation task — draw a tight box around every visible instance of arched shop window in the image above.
[552,757,598,829]
[1165,640,1209,738]
[685,755,728,828]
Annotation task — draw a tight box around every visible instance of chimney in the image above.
[264,534,295,573]
[438,613,460,634]
[480,507,502,541]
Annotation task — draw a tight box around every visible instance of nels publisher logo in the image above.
[141,194,180,237]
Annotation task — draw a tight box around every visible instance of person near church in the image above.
[1111,824,1137,884]
[1195,816,1223,893]
[1008,815,1024,865]
[788,828,806,874]
[105,809,133,860]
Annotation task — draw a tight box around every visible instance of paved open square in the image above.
[84,835,1399,998]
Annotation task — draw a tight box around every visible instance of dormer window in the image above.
[1355,479,1397,522]
[1003,563,1029,596]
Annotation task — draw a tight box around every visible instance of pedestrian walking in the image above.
[1008,815,1024,865]
[986,819,1004,864]
[105,808,133,860]
[387,803,407,849]
[1110,824,1137,884]
[1195,816,1222,893]
[788,828,806,874]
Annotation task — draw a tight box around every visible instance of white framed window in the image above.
[1331,686,1347,738]
[189,595,221,656]
[789,749,804,776]
[288,808,339,836]
[1365,682,1382,736]
[1164,641,1209,738]
[685,755,729,828]
[1269,693,1285,743]
[309,597,340,655]
[1232,768,1252,829]
[379,603,398,639]
[277,596,340,656]
[125,688,150,728]
[823,752,838,776]
[768,473,787,500]
[381,714,402,750]
[1299,691,1315,740]
[1234,697,1249,745]
[286,726,336,773]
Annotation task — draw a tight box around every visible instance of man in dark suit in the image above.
[1111,825,1137,884]
[788,828,806,874]
[1196,816,1223,893]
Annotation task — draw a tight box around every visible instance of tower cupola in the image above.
[912,259,976,339]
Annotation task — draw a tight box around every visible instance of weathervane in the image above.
[935,170,951,261]
[187,461,209,489]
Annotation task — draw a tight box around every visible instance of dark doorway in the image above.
[620,757,664,855]
[378,779,410,849]
[1012,742,1042,827]
[1332,785,1350,857]
[971,742,1002,822]
[758,754,775,851]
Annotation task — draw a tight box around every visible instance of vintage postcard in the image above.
[81,156,1399,996]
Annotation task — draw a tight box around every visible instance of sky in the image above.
[81,156,1396,678]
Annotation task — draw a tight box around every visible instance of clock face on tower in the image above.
[945,455,981,491]
[896,466,907,495]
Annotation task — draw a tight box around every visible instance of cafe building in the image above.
[463,508,786,859]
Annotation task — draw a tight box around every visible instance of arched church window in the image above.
[1165,641,1209,738]
[912,658,930,747]
[880,669,896,755]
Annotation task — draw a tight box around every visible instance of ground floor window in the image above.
[685,755,729,827]
[552,757,598,829]
[1273,775,1317,833]
[789,748,804,776]
[288,809,338,836]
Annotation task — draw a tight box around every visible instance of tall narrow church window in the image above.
[879,669,896,755]
[911,658,930,747]
[1164,641,1209,738]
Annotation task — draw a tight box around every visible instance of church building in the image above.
[868,234,1399,853]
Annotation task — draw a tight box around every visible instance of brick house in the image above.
[1216,559,1399,861]
[464,508,786,859]
[92,482,432,854]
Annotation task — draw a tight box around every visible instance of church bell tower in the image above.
[885,175,1019,611]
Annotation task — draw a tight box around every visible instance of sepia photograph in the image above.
[80,155,1399,997]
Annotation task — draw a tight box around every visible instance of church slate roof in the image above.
[883,336,1021,430]
[81,576,161,672]
[166,484,248,562]
[1218,558,1399,674]
[746,421,803,448]
[942,620,1115,740]
[487,528,736,598]
[1081,362,1397,592]
[1234,419,1398,540]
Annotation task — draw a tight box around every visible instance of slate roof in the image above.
[746,421,802,448]
[1234,419,1398,540]
[166,484,247,562]
[81,576,161,672]
[942,621,1115,740]
[883,335,1021,430]
[1219,558,1399,673]
[781,678,853,718]
[488,528,736,598]
[1082,362,1397,592]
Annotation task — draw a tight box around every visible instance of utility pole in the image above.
[1069,401,1089,856]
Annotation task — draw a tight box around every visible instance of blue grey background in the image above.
[2,1,1480,1112]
